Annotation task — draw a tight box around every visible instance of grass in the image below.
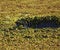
[0,28,60,50]
[0,0,60,50]
[0,16,60,50]
[0,0,60,16]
